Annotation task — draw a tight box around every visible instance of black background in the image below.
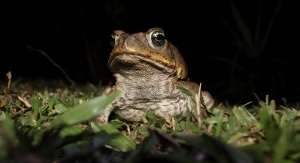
[2,0,300,105]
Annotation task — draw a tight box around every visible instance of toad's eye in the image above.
[151,30,165,47]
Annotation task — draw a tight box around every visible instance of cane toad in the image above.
[96,27,214,123]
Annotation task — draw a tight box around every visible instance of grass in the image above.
[0,75,300,163]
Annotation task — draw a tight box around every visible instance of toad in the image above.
[96,27,214,123]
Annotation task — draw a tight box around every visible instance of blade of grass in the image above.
[91,122,136,152]
[52,91,120,127]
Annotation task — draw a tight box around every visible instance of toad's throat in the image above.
[110,54,179,99]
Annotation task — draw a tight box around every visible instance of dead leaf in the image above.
[18,96,32,108]
[0,94,8,107]
[6,71,12,90]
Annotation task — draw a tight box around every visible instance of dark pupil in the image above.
[152,32,165,46]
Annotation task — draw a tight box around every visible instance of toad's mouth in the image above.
[109,53,176,74]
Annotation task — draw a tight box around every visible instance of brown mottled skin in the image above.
[96,27,214,123]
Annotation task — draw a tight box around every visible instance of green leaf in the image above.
[52,91,120,127]
[184,122,202,134]
[233,106,255,127]
[60,125,84,137]
[273,126,292,163]
[91,122,136,151]
[0,113,18,157]
[259,107,278,144]
[204,116,225,124]
[30,96,42,120]
[54,103,69,113]
[226,128,250,144]
[177,86,196,103]
[143,110,157,125]
[227,114,237,129]
[47,93,59,111]
[109,118,124,129]
[284,107,298,121]
[215,110,224,137]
